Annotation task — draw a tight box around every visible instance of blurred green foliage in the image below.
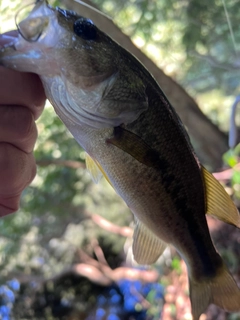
[223,146,240,201]
[171,257,181,275]
[0,0,240,318]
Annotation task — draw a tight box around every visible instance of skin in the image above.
[0,31,46,216]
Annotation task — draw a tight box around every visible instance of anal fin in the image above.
[133,218,167,265]
[202,165,240,228]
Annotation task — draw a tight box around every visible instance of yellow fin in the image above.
[211,265,240,312]
[85,153,113,187]
[189,278,211,320]
[189,264,240,320]
[202,165,240,228]
[85,153,102,183]
[133,219,167,265]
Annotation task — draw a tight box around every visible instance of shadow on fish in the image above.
[1,1,240,318]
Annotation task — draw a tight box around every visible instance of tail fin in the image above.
[189,265,240,320]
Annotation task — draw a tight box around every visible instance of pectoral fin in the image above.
[202,165,240,227]
[107,126,166,169]
[85,153,102,183]
[85,153,112,187]
[133,218,167,264]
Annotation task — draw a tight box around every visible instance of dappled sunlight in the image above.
[0,0,240,319]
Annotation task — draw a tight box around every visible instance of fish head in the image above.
[1,0,117,84]
[0,0,147,129]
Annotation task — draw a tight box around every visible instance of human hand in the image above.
[0,31,46,216]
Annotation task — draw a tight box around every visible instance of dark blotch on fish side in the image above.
[108,126,169,170]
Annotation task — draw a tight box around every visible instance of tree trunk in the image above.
[62,0,228,169]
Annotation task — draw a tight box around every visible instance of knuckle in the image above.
[0,197,20,216]
[16,108,38,144]
[0,143,36,195]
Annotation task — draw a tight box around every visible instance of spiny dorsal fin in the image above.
[133,218,167,265]
[85,153,113,186]
[202,165,240,228]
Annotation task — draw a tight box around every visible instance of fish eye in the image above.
[73,18,97,40]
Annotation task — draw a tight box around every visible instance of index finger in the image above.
[0,67,46,119]
[0,31,46,119]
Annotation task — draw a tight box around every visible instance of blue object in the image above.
[107,314,120,320]
[0,305,10,316]
[0,279,21,320]
[98,295,107,306]
[7,279,20,292]
[96,308,106,318]
[4,288,15,303]
[110,293,121,304]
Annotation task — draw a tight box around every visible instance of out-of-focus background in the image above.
[0,0,240,319]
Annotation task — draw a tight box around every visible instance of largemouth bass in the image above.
[1,1,240,318]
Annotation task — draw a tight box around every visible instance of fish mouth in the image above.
[15,0,54,42]
[0,0,60,75]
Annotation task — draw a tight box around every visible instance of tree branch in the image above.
[213,163,240,181]
[8,249,159,288]
[89,213,133,237]
[190,51,236,71]
[36,159,85,169]
[91,238,109,265]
